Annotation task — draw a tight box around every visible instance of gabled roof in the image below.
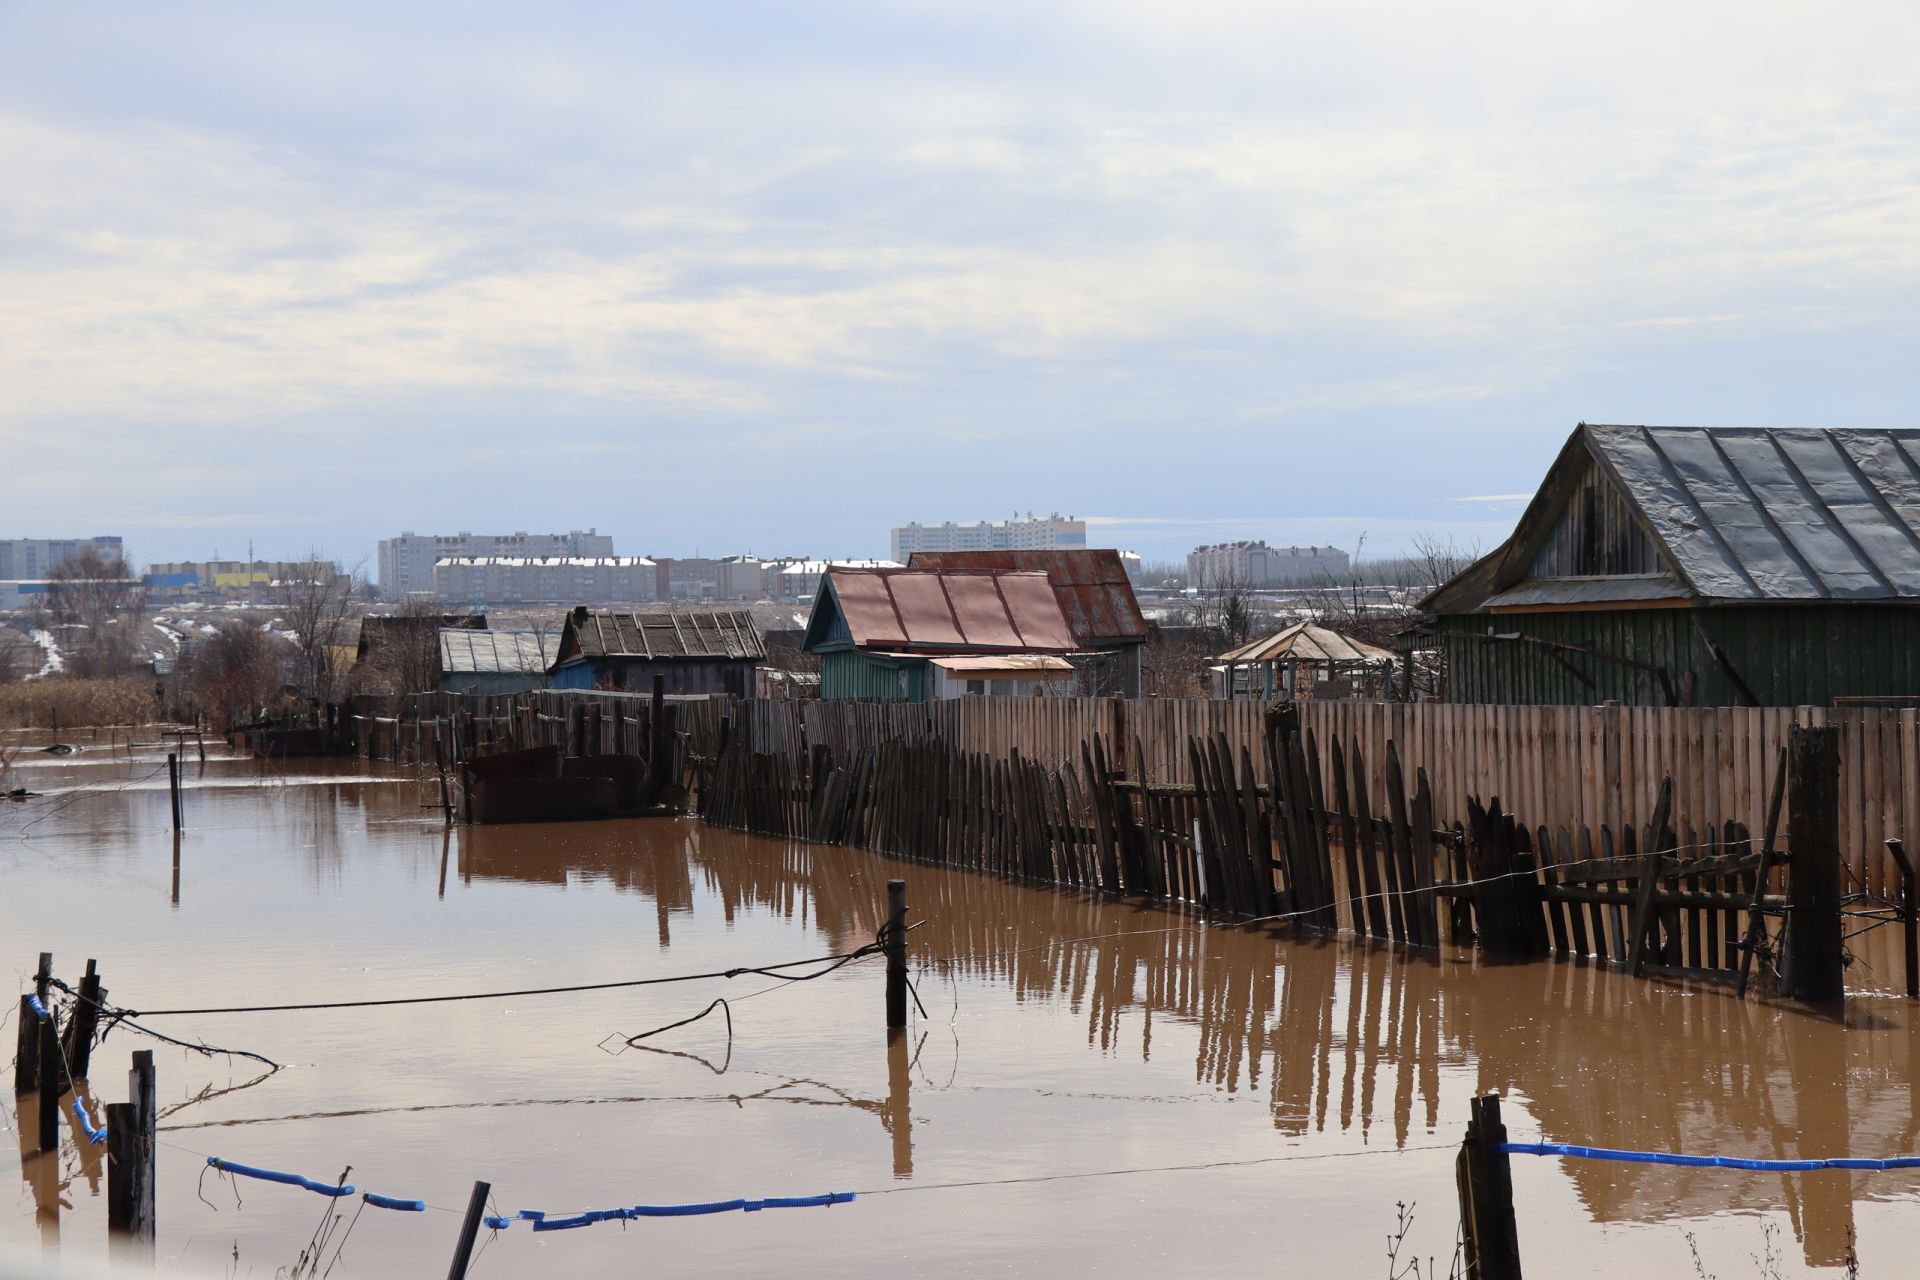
[1424,424,1920,612]
[357,613,486,659]
[904,549,1148,646]
[1216,622,1396,665]
[558,607,766,662]
[804,567,1078,654]
[438,628,557,676]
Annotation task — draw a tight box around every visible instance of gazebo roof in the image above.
[1216,621,1396,665]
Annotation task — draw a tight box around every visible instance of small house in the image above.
[1210,622,1397,700]
[902,549,1149,694]
[549,606,765,696]
[1422,423,1920,706]
[437,628,558,696]
[803,566,1080,700]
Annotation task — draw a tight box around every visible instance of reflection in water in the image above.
[460,820,1919,1269]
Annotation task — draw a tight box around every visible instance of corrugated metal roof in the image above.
[1586,425,1920,601]
[565,608,766,661]
[824,567,1079,653]
[438,628,557,675]
[923,654,1075,673]
[1216,622,1397,665]
[1482,575,1692,610]
[1423,425,1920,614]
[903,550,1148,645]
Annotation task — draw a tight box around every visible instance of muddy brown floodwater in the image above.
[2,730,1917,1276]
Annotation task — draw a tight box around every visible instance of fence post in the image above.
[885,880,908,1032]
[167,752,183,831]
[62,958,102,1080]
[447,1179,492,1280]
[37,1001,60,1151]
[107,1049,156,1252]
[1785,725,1844,1004]
[14,994,39,1094]
[1456,1093,1522,1280]
[1885,839,1917,1000]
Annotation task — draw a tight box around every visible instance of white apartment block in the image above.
[379,530,613,599]
[889,512,1087,562]
[776,559,900,602]
[0,536,124,579]
[432,556,656,606]
[1187,541,1350,588]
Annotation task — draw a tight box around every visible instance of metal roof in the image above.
[922,654,1075,674]
[1585,425,1920,601]
[902,550,1148,645]
[438,628,557,675]
[821,567,1079,653]
[1424,425,1920,613]
[1216,622,1397,665]
[564,607,766,661]
[1481,575,1692,610]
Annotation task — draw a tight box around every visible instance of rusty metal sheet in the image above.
[903,550,1148,644]
[888,574,967,646]
[569,608,767,660]
[830,573,909,647]
[823,567,1079,652]
[995,573,1077,649]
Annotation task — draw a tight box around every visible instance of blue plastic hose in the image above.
[1503,1142,1920,1172]
[207,1157,355,1197]
[363,1192,427,1212]
[26,994,50,1021]
[71,1098,108,1145]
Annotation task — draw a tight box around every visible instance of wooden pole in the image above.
[646,674,667,802]
[106,1049,157,1251]
[1887,839,1918,1001]
[885,879,908,1032]
[1456,1094,1522,1280]
[1785,725,1844,1004]
[14,994,39,1094]
[167,752,183,831]
[447,1179,492,1280]
[37,1008,59,1151]
[62,958,102,1080]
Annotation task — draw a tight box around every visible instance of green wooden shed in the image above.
[1421,424,1920,707]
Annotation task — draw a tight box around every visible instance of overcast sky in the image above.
[3,2,1917,570]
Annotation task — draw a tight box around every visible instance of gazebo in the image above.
[1210,622,1397,701]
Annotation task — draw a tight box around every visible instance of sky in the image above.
[2,2,1917,573]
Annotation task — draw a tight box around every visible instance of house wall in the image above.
[1439,605,1920,706]
[821,651,927,701]
[551,657,755,697]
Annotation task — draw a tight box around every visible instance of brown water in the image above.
[2,731,1917,1276]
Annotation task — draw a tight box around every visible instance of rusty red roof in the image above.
[904,550,1147,646]
[818,567,1078,653]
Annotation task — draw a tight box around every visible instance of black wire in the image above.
[74,943,889,1018]
[625,998,731,1048]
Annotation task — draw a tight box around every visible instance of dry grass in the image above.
[0,677,164,731]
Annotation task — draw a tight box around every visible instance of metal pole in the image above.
[447,1179,492,1280]
[167,753,183,831]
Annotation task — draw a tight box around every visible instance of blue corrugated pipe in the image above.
[1503,1142,1920,1172]
[207,1157,355,1197]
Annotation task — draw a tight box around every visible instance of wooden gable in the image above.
[1525,456,1669,579]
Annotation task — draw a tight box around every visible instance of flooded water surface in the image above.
[3,733,1917,1276]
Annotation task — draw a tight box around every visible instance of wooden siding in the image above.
[1441,606,1920,707]
[1527,458,1666,578]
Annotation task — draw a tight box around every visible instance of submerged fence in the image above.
[349,693,1920,892]
[697,706,1861,999]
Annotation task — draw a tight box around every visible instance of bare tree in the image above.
[182,620,288,726]
[47,546,149,677]
[275,552,358,708]
[352,598,447,695]
[1184,569,1272,651]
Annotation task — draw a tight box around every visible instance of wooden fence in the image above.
[351,693,1920,892]
[696,713,1840,997]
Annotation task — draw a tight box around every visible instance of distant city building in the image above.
[146,559,347,599]
[776,559,900,602]
[889,512,1087,562]
[377,530,613,599]
[1186,541,1350,588]
[0,536,123,579]
[432,556,657,605]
